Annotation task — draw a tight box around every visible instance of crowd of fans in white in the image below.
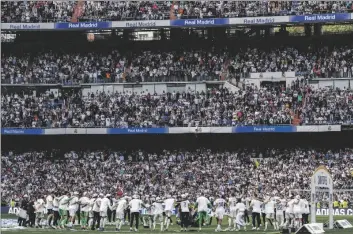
[1,1,353,23]
[2,148,353,206]
[2,45,353,84]
[1,85,353,128]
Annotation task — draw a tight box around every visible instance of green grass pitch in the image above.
[1,215,353,234]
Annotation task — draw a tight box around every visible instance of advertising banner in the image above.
[341,125,353,131]
[289,13,351,23]
[316,208,353,216]
[170,18,229,27]
[233,126,296,133]
[54,21,112,29]
[112,20,170,28]
[318,125,341,132]
[296,126,319,132]
[230,16,289,25]
[1,128,44,135]
[3,14,352,31]
[1,23,55,30]
[107,128,168,134]
[0,125,344,135]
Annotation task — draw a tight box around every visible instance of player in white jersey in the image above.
[301,198,310,224]
[292,195,303,228]
[284,197,295,228]
[214,195,226,232]
[35,196,46,228]
[164,195,175,231]
[150,196,156,221]
[179,194,190,232]
[152,197,165,231]
[115,197,128,231]
[275,198,286,228]
[264,197,276,231]
[196,193,211,231]
[46,193,54,227]
[58,192,70,229]
[234,198,247,231]
[67,191,79,228]
[79,192,90,229]
[88,194,98,230]
[99,194,113,231]
[226,193,238,231]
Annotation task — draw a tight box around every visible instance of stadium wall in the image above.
[3,131,353,152]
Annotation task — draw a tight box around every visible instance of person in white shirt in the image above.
[284,197,295,228]
[129,194,145,232]
[46,193,54,227]
[179,194,190,232]
[99,194,113,231]
[234,198,247,231]
[67,191,79,228]
[196,192,211,231]
[293,195,303,228]
[264,196,276,231]
[214,195,226,232]
[115,196,127,231]
[152,197,164,231]
[35,196,46,228]
[250,194,262,230]
[164,194,175,231]
[58,192,70,229]
[301,198,310,224]
[92,193,102,230]
[226,193,238,231]
[79,192,90,229]
[275,198,286,228]
[88,194,98,230]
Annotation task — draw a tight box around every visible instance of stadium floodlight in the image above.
[290,166,337,229]
[310,166,334,229]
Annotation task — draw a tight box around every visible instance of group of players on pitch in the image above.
[23,191,310,232]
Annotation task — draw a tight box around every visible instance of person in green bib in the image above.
[195,192,211,232]
[58,191,70,229]
[333,200,339,208]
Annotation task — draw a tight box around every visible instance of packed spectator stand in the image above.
[1,1,353,23]
[2,45,353,84]
[2,148,353,204]
[1,82,353,128]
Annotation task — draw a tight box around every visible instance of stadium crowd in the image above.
[1,1,353,23]
[1,84,353,128]
[2,45,353,84]
[2,148,353,204]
